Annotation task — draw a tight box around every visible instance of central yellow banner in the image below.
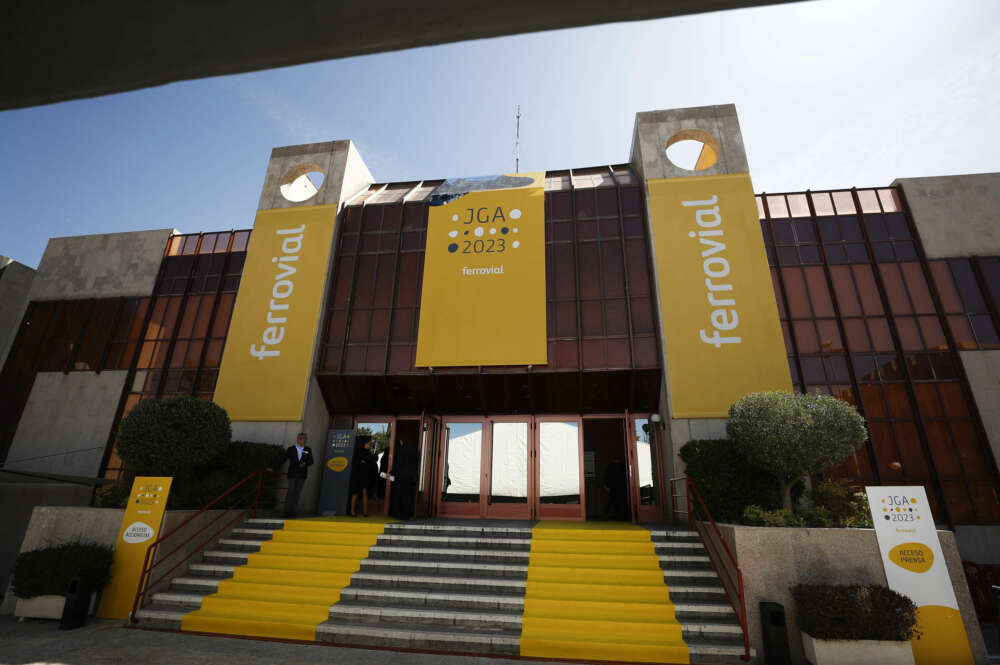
[214,205,337,421]
[416,173,546,367]
[647,173,790,418]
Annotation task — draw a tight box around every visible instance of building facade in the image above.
[1,105,998,563]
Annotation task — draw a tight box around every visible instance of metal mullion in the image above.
[155,235,204,397]
[762,194,806,391]
[804,191,879,482]
[340,205,371,372]
[613,182,636,371]
[851,188,955,526]
[636,177,666,391]
[970,257,1000,343]
[568,169,584,413]
[192,250,232,397]
[97,298,126,374]
[316,210,348,376]
[63,298,96,374]
[893,186,1000,516]
[382,205,407,377]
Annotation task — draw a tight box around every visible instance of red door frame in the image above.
[414,413,441,519]
[484,416,533,520]
[353,416,396,516]
[626,413,668,524]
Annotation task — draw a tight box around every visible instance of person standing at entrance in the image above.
[603,455,629,520]
[349,435,377,517]
[388,438,418,520]
[283,432,314,518]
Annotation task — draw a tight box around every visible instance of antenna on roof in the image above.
[515,105,521,174]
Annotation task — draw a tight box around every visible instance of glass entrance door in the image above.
[438,419,484,517]
[485,419,531,519]
[627,414,666,523]
[534,418,585,520]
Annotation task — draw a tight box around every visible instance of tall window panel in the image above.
[760,189,1000,525]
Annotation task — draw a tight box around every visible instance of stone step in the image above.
[134,606,185,630]
[647,529,702,543]
[188,562,236,579]
[202,550,249,565]
[150,591,210,610]
[382,523,533,540]
[359,557,528,580]
[685,639,755,664]
[665,584,728,603]
[654,542,709,555]
[340,587,524,613]
[659,553,713,570]
[663,568,720,585]
[367,545,530,565]
[245,517,284,530]
[675,602,739,624]
[329,602,522,631]
[316,620,520,655]
[681,620,746,643]
[217,538,266,553]
[171,576,221,594]
[230,528,275,540]
[350,571,526,595]
[375,534,532,551]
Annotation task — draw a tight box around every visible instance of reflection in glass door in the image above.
[356,420,392,516]
[536,419,584,519]
[439,420,483,516]
[630,416,665,523]
[486,420,530,519]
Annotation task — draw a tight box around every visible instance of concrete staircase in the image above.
[134,518,752,664]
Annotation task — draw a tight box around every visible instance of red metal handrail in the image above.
[670,475,750,662]
[128,469,273,623]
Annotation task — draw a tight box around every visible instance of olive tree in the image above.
[116,396,231,482]
[727,391,867,512]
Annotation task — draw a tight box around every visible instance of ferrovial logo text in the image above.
[250,224,304,360]
[461,265,504,276]
[684,194,741,349]
[122,521,155,544]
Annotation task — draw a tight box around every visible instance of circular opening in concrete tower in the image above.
[665,130,721,171]
[279,164,325,203]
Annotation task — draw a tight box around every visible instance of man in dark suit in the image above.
[388,438,419,520]
[284,432,313,518]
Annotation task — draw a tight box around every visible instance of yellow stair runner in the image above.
[519,521,690,664]
[181,516,392,641]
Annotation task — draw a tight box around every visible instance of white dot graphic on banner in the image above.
[513,240,520,248]
[452,214,459,221]
[513,228,519,233]
[448,230,458,238]
[474,227,484,237]
[490,228,497,235]
[510,209,522,219]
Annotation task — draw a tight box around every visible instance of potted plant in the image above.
[792,584,920,665]
[11,541,114,620]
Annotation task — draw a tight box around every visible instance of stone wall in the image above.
[893,173,1000,259]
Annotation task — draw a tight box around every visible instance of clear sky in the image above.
[1,0,998,268]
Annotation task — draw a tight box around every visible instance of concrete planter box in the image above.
[14,592,98,620]
[801,631,914,665]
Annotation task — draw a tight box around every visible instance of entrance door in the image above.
[414,414,440,518]
[626,414,667,523]
[436,415,585,520]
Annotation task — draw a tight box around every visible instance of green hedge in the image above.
[792,584,919,641]
[679,439,786,522]
[742,479,874,528]
[11,542,114,599]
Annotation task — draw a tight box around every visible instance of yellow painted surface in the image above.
[97,476,172,619]
[415,173,546,367]
[519,521,690,664]
[181,516,392,641]
[911,605,974,665]
[647,173,791,418]
[214,205,338,421]
[889,542,934,574]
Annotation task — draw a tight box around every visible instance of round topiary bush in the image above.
[116,396,231,481]
[727,391,867,511]
[791,584,919,641]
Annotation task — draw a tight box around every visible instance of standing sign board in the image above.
[318,430,356,515]
[97,476,172,619]
[866,486,973,665]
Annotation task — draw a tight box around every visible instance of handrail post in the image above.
[738,568,750,662]
[129,542,156,623]
[685,478,694,530]
[253,470,263,518]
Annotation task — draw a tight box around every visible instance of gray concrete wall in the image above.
[719,524,987,665]
[29,229,174,301]
[4,371,128,477]
[959,350,1000,481]
[0,258,35,371]
[0,485,93,612]
[893,173,1000,259]
[257,139,374,211]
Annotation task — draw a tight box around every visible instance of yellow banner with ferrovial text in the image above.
[97,476,172,619]
[213,205,337,420]
[648,173,790,418]
[415,173,546,367]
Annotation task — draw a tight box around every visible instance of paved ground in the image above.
[0,616,573,665]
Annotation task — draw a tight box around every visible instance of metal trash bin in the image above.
[59,578,93,630]
[759,600,791,665]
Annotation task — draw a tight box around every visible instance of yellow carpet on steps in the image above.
[181,516,393,641]
[519,521,690,664]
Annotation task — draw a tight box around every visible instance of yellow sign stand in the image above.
[97,476,172,619]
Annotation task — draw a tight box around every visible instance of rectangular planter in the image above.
[801,631,914,665]
[14,593,99,620]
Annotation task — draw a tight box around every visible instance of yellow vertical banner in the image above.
[97,476,172,619]
[214,205,337,421]
[647,173,790,418]
[415,173,547,367]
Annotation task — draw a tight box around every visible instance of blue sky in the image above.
[1,0,998,268]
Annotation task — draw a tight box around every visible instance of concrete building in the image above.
[1,105,998,557]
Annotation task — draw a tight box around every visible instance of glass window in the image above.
[442,422,481,503]
[538,421,580,504]
[634,418,659,506]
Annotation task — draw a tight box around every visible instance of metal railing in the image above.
[128,469,273,622]
[670,475,750,662]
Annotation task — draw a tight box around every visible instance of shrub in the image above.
[791,584,919,641]
[11,542,115,599]
[728,391,867,511]
[679,439,786,522]
[166,440,285,509]
[116,396,231,481]
[92,482,131,508]
[811,478,873,528]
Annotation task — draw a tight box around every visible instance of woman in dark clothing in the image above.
[349,436,377,517]
[388,438,419,520]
